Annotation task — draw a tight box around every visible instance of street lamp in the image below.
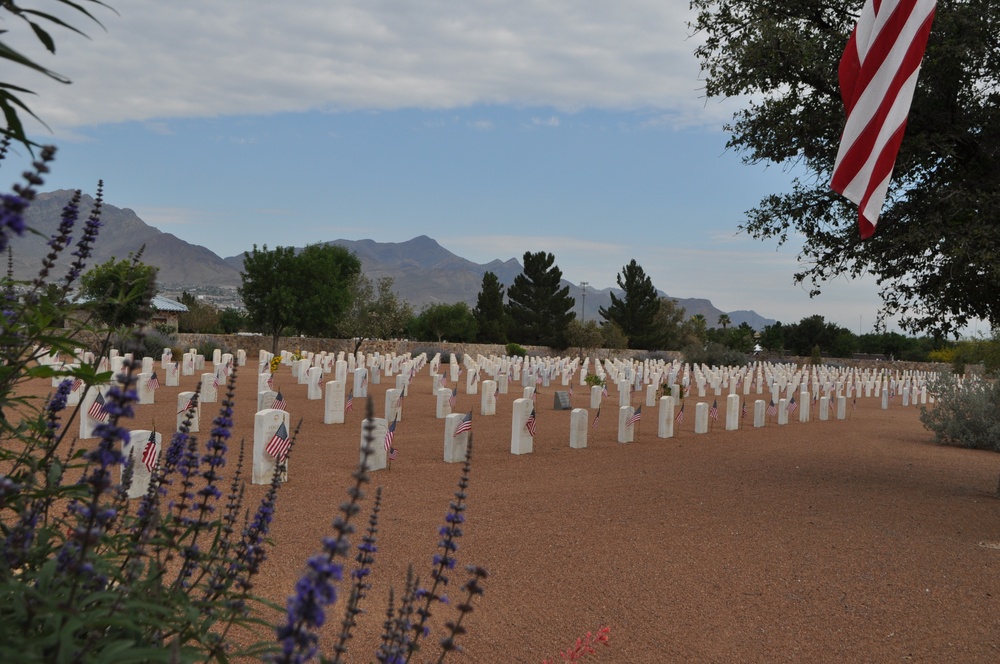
[580,282,588,321]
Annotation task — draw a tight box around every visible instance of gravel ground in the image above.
[32,362,1000,662]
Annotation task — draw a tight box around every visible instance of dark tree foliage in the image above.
[783,314,857,357]
[473,271,508,344]
[690,0,1000,337]
[239,245,298,354]
[599,259,664,350]
[293,243,362,336]
[239,244,360,353]
[79,255,157,328]
[411,302,478,342]
[505,251,576,348]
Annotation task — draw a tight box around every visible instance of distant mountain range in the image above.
[17,190,775,329]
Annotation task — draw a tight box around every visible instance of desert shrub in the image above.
[196,338,225,358]
[505,342,526,357]
[919,373,1000,451]
[682,342,748,368]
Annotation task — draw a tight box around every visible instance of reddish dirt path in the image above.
[38,362,1000,662]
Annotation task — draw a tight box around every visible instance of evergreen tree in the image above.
[506,251,575,348]
[473,271,507,343]
[599,259,663,350]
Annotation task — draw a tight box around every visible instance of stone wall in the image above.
[172,334,679,365]
[171,333,961,375]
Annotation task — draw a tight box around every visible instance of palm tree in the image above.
[717,313,731,330]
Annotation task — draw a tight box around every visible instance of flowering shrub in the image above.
[0,146,487,662]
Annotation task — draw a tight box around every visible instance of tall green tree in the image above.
[293,243,362,336]
[653,297,688,350]
[505,251,576,348]
[473,271,508,343]
[177,291,220,334]
[239,245,299,354]
[690,0,1000,337]
[599,259,663,350]
[79,255,157,329]
[411,302,478,342]
[339,275,413,353]
[239,244,361,353]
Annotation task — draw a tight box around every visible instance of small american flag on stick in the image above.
[626,406,642,428]
[265,422,291,462]
[147,372,160,390]
[675,404,685,424]
[272,391,286,411]
[346,390,354,412]
[525,408,537,437]
[88,392,109,422]
[454,411,473,436]
[591,406,601,430]
[709,400,719,421]
[141,431,158,473]
[384,419,397,460]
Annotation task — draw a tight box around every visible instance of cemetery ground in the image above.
[20,367,1000,662]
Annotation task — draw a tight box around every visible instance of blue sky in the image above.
[3,0,958,334]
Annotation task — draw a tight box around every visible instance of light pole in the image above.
[580,282,588,321]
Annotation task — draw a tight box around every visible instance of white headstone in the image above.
[725,394,740,431]
[200,373,218,403]
[569,408,588,449]
[617,406,636,443]
[510,398,534,455]
[252,409,290,485]
[324,380,346,424]
[122,430,162,499]
[177,391,199,432]
[137,372,155,405]
[385,388,403,423]
[481,379,497,416]
[360,418,388,472]
[694,402,709,434]
[658,396,675,438]
[444,412,470,463]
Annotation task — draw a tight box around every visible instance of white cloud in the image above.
[468,119,494,131]
[7,1,725,131]
[531,115,560,127]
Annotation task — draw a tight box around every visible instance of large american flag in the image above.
[265,422,290,461]
[831,0,938,238]
[454,410,473,436]
[141,431,158,473]
[88,392,109,422]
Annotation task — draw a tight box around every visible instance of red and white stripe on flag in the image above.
[830,0,937,239]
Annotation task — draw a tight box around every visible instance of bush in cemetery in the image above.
[919,373,1000,454]
[505,342,526,357]
[0,153,488,661]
